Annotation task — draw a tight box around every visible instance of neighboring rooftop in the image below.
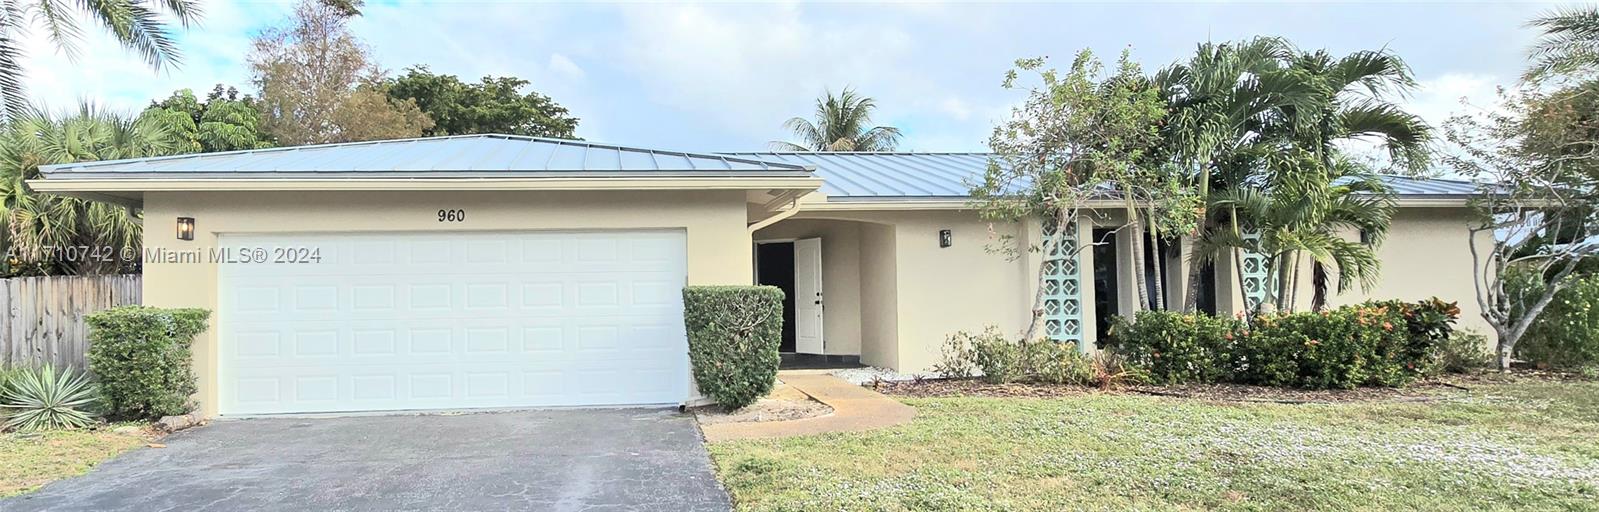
[39,134,814,178]
[724,151,1482,200]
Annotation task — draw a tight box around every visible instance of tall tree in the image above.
[971,50,1179,343]
[386,66,580,139]
[1,105,188,276]
[0,0,201,119]
[249,0,431,145]
[1255,47,1429,311]
[773,87,901,152]
[140,85,274,153]
[1525,5,1599,82]
[1156,37,1314,312]
[1447,86,1599,370]
[1164,41,1428,313]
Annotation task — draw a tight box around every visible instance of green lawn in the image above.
[709,378,1599,511]
[0,427,147,497]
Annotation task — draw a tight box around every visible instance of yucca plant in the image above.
[1,365,100,432]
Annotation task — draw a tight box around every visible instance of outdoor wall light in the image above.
[176,217,195,241]
[939,229,953,248]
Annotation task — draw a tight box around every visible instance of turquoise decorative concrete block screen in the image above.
[1041,220,1084,348]
[1239,227,1271,312]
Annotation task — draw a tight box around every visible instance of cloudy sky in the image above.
[20,1,1567,153]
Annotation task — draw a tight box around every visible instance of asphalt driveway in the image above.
[3,408,731,511]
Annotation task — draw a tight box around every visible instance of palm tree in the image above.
[1525,5,1599,82]
[1270,48,1429,310]
[1199,153,1394,313]
[0,0,201,118]
[773,87,902,152]
[1,104,187,276]
[1157,37,1318,312]
[1168,42,1429,313]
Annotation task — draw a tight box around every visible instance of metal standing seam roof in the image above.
[36,136,1482,200]
[717,152,995,198]
[38,134,814,178]
[722,152,1484,200]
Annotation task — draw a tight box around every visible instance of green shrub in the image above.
[1431,329,1492,374]
[1,365,99,432]
[1515,273,1599,369]
[1106,299,1458,389]
[939,327,1109,386]
[683,286,784,410]
[86,306,210,420]
[933,330,983,379]
[1021,338,1096,385]
[968,328,1024,384]
[1103,311,1238,385]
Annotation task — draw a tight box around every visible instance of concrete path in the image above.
[701,372,916,442]
[3,409,731,511]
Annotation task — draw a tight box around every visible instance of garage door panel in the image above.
[220,230,689,415]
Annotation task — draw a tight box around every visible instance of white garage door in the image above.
[218,230,690,415]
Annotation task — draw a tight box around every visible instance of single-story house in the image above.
[32,134,1487,417]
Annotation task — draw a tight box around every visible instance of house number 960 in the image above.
[437,209,466,222]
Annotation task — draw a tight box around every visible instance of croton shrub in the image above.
[1103,298,1460,389]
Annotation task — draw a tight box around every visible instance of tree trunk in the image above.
[1495,279,1565,371]
[1183,263,1203,313]
[1131,219,1149,312]
[1148,211,1166,311]
[1287,251,1302,313]
[1023,210,1070,342]
[1311,262,1328,312]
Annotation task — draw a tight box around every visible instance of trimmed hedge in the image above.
[683,286,784,409]
[1104,299,1459,389]
[86,306,210,419]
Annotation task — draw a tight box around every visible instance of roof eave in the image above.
[26,175,824,197]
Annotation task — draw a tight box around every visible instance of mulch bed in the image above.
[871,376,1509,404]
[1121,382,1462,404]
[870,378,1098,399]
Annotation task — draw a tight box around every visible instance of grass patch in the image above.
[710,379,1599,511]
[0,426,148,497]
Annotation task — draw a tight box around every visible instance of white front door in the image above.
[794,237,824,354]
[217,230,690,415]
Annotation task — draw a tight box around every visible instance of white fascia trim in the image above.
[27,177,825,193]
[801,197,1471,212]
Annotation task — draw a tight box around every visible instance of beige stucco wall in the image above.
[1190,207,1491,340]
[752,219,863,356]
[858,222,899,368]
[778,204,1489,372]
[142,189,755,417]
[1320,207,1492,337]
[780,210,1032,372]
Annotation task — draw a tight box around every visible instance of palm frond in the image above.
[1525,5,1599,81]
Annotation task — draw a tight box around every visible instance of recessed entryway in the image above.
[755,238,824,355]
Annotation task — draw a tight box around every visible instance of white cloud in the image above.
[1404,73,1504,130]
[19,1,289,113]
[938,96,972,121]
[614,2,922,137]
[547,53,586,82]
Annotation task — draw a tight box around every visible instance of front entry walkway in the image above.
[3,409,731,511]
[700,372,917,442]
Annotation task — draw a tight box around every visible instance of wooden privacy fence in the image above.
[0,275,142,368]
